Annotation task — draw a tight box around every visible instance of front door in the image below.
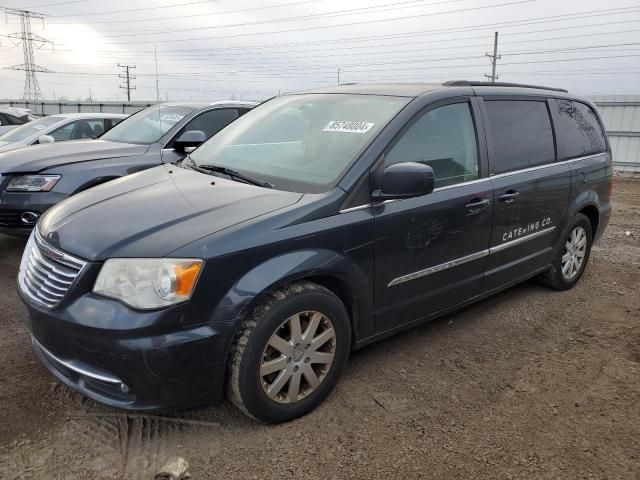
[373,99,493,334]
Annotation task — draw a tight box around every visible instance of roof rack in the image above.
[443,80,568,93]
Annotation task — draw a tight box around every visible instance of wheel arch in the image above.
[213,249,373,363]
[578,204,599,238]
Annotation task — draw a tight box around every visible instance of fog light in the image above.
[20,211,40,225]
[120,383,130,393]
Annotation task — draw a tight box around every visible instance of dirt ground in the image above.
[0,180,638,479]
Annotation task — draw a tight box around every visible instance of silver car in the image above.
[0,113,127,153]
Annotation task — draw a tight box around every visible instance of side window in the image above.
[554,100,606,159]
[85,119,105,138]
[182,108,239,140]
[4,114,23,125]
[484,100,555,173]
[385,102,479,188]
[50,122,76,141]
[50,120,101,141]
[0,114,6,126]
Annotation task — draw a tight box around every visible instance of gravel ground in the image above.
[0,180,638,479]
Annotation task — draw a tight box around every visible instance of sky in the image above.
[0,0,639,102]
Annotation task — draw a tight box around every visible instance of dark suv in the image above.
[18,82,612,423]
[0,101,255,235]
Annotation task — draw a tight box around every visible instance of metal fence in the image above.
[0,100,156,116]
[590,96,640,174]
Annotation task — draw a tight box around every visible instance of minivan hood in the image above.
[0,140,149,173]
[38,164,303,260]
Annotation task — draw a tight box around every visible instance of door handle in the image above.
[498,190,520,203]
[465,198,490,213]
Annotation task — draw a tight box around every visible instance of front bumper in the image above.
[0,190,65,236]
[20,289,230,411]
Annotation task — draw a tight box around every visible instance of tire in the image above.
[538,213,593,291]
[227,281,351,423]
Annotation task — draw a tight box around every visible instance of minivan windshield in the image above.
[0,116,63,142]
[101,105,193,145]
[189,94,410,193]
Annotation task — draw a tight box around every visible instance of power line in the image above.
[33,42,640,74]
[33,0,535,46]
[1,7,54,100]
[40,52,640,79]
[23,0,88,8]
[89,0,534,39]
[49,0,224,17]
[43,0,389,25]
[86,4,640,45]
[36,24,640,69]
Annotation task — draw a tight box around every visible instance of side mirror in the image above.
[372,162,435,200]
[174,130,206,153]
[38,135,55,144]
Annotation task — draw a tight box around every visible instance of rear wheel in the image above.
[539,213,593,291]
[227,281,351,423]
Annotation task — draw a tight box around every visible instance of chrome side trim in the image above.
[339,204,372,214]
[387,226,558,287]
[340,152,607,214]
[388,249,489,287]
[489,226,556,254]
[489,153,606,180]
[32,337,122,384]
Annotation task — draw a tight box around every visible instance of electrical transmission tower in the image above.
[118,63,136,101]
[1,7,53,100]
[485,31,501,83]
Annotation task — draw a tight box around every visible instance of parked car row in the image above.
[0,101,255,235]
[0,113,127,153]
[9,83,612,424]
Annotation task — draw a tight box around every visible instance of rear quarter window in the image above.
[553,100,607,160]
[484,100,556,174]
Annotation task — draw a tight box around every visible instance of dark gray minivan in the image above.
[18,82,612,424]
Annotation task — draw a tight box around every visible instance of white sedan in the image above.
[0,112,128,153]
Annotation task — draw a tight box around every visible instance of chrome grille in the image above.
[18,230,86,308]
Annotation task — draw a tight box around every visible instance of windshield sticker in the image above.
[159,114,184,122]
[323,121,375,134]
[32,125,46,130]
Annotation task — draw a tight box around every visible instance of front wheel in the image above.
[539,213,593,291]
[227,281,351,423]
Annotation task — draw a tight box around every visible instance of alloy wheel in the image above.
[561,226,588,281]
[260,311,336,404]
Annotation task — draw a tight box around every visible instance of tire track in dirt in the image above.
[64,413,185,479]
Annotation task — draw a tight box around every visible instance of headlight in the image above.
[93,258,203,309]
[7,175,61,192]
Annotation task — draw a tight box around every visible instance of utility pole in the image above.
[154,44,160,102]
[118,63,136,102]
[1,7,53,100]
[337,68,340,85]
[485,31,500,83]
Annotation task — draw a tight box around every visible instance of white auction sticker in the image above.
[159,114,184,122]
[323,120,375,134]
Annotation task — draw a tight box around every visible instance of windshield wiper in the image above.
[198,163,273,189]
